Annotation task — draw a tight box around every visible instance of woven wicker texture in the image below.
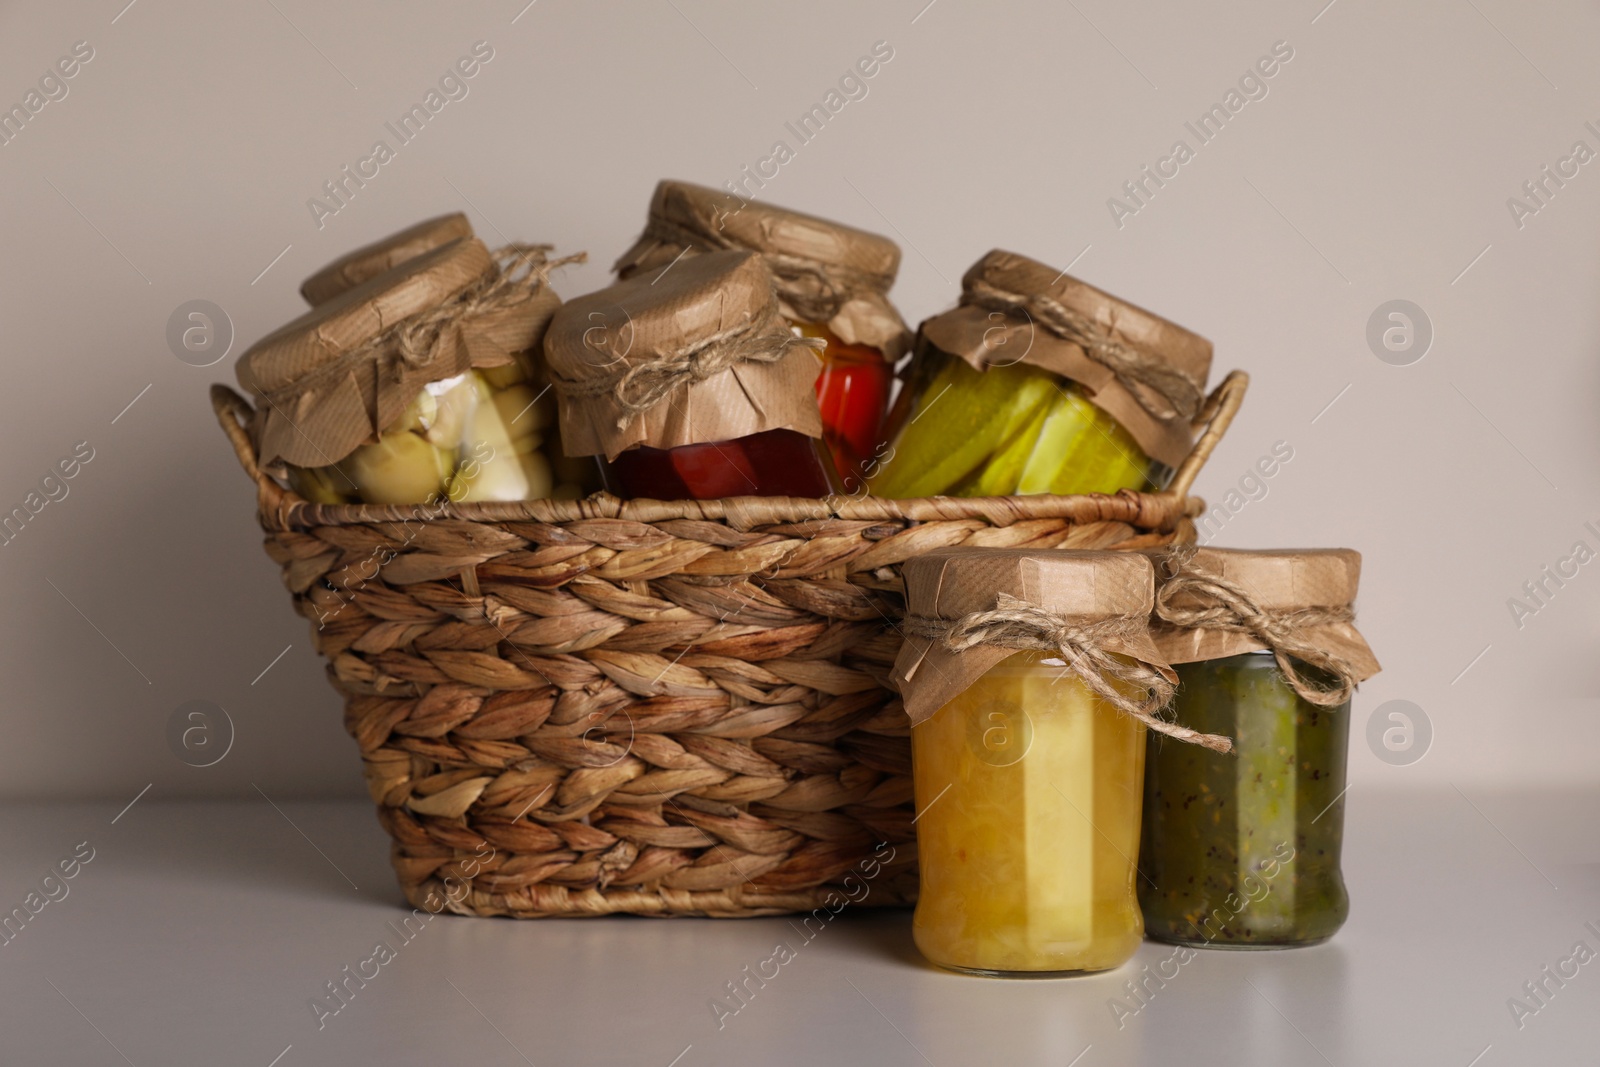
[212,371,1246,917]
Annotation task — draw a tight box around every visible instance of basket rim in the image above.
[211,371,1247,534]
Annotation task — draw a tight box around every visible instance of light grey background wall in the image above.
[1,0,1595,800]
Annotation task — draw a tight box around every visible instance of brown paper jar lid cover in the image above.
[919,250,1214,467]
[544,249,825,461]
[612,180,912,361]
[300,213,473,305]
[1145,546,1381,679]
[238,236,561,469]
[892,548,1172,726]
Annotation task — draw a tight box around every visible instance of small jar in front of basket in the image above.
[545,248,843,500]
[614,180,912,491]
[1138,546,1381,949]
[871,251,1213,499]
[893,548,1232,977]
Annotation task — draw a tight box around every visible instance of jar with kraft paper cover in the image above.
[871,251,1212,499]
[1137,546,1382,949]
[614,180,911,490]
[893,548,1232,977]
[545,249,841,501]
[292,215,598,500]
[238,236,576,506]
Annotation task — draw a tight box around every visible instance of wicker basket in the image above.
[211,371,1247,918]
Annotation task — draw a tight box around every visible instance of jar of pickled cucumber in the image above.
[893,548,1230,977]
[614,180,911,491]
[870,251,1212,499]
[1137,547,1381,949]
[546,249,842,501]
[237,235,582,506]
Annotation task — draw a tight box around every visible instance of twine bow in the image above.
[905,592,1233,752]
[1156,545,1358,707]
[962,276,1204,424]
[261,244,580,410]
[634,215,896,325]
[554,313,825,429]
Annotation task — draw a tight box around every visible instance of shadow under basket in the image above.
[211,371,1247,918]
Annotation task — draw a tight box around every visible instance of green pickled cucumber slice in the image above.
[870,361,1057,498]
[957,391,1054,497]
[1016,388,1151,496]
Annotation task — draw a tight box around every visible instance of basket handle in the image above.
[1164,370,1249,502]
[210,384,295,516]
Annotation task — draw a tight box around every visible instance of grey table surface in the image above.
[1,789,1596,1067]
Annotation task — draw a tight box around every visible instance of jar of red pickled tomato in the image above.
[614,180,911,491]
[544,249,842,501]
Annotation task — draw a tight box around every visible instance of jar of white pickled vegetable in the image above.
[237,235,586,506]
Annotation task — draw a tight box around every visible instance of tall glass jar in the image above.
[893,548,1227,977]
[614,180,911,491]
[1137,547,1381,948]
[546,249,841,501]
[870,250,1211,499]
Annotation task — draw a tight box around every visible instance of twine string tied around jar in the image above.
[904,592,1233,752]
[554,312,825,429]
[640,214,896,325]
[1157,545,1359,707]
[261,243,581,410]
[963,276,1204,424]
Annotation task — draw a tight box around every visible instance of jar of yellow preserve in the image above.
[893,548,1232,976]
[1138,546,1381,948]
[870,251,1212,500]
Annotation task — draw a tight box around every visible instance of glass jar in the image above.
[912,649,1147,975]
[613,181,912,491]
[549,249,843,501]
[242,236,588,507]
[870,250,1211,499]
[1136,545,1380,949]
[1138,651,1349,948]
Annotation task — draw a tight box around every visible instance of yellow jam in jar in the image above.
[911,650,1147,975]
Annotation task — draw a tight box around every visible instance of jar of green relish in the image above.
[1136,547,1381,948]
[869,251,1211,499]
